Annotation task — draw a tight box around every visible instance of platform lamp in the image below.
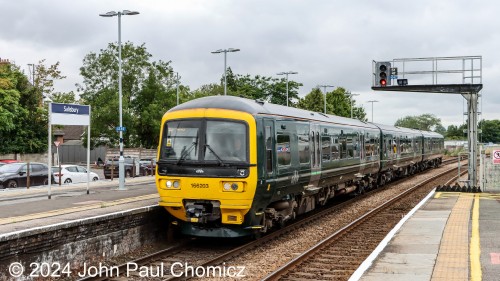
[211,48,240,96]
[367,100,379,122]
[277,71,298,107]
[100,10,140,190]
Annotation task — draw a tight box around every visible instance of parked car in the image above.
[103,157,147,179]
[0,162,54,188]
[139,158,156,175]
[0,159,19,164]
[52,165,99,184]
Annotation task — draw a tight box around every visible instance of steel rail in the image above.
[261,164,461,281]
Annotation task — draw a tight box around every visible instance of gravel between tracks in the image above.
[205,163,461,281]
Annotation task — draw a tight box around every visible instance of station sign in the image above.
[116,126,127,132]
[493,150,500,165]
[51,103,90,126]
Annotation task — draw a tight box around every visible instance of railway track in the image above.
[78,157,465,281]
[261,162,466,281]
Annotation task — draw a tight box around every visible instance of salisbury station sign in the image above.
[48,103,91,199]
[51,103,90,126]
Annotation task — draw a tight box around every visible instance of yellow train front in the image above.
[156,97,261,237]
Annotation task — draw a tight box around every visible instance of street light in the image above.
[277,71,298,107]
[346,93,360,119]
[318,85,335,114]
[367,100,379,122]
[100,9,140,191]
[174,72,180,105]
[211,48,240,96]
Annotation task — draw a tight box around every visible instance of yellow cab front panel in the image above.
[155,108,257,226]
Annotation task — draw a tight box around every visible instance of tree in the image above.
[479,119,500,143]
[297,88,324,112]
[446,124,467,140]
[0,60,64,154]
[394,114,442,131]
[79,42,180,148]
[297,87,367,121]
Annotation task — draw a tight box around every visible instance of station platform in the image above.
[352,190,500,281]
[0,176,158,235]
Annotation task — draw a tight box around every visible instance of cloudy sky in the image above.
[2,0,499,128]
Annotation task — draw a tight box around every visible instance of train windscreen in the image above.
[160,119,248,163]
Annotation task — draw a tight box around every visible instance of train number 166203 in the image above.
[191,183,209,188]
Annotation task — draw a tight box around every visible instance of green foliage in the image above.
[0,61,62,154]
[297,88,324,112]
[79,42,181,149]
[479,119,500,143]
[395,114,442,131]
[446,124,467,140]
[297,87,367,120]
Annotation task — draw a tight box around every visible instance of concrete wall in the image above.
[0,206,169,279]
[0,153,48,163]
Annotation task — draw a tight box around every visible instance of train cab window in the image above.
[160,120,200,161]
[321,136,331,162]
[205,121,248,162]
[277,134,291,166]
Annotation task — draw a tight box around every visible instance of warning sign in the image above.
[493,150,500,164]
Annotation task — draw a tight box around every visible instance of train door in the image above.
[264,119,276,191]
[309,123,321,187]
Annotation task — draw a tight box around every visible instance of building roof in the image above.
[54,126,85,140]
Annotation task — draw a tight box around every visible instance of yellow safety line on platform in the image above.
[0,194,158,226]
[431,193,473,281]
[470,194,482,281]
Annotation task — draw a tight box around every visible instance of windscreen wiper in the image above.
[204,144,227,166]
[177,142,197,165]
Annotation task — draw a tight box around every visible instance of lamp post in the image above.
[211,48,240,96]
[346,93,359,119]
[277,71,298,107]
[318,85,335,114]
[367,100,379,122]
[100,10,139,191]
[174,72,180,105]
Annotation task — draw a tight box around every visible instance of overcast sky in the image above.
[2,0,499,128]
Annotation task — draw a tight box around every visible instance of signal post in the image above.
[371,56,483,188]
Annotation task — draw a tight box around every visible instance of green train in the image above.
[155,96,443,237]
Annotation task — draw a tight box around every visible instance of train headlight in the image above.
[166,181,172,188]
[173,181,180,188]
[222,182,244,192]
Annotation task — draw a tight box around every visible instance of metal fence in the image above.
[480,145,500,192]
[55,144,107,164]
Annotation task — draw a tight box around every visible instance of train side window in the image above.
[331,137,339,160]
[311,133,316,166]
[265,125,273,174]
[321,136,331,162]
[340,136,347,159]
[347,137,353,158]
[277,134,291,166]
[298,133,310,164]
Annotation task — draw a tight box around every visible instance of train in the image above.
[155,96,444,238]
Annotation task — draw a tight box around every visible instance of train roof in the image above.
[169,96,380,129]
[371,122,443,138]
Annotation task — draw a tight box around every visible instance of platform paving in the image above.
[355,191,500,281]
[0,176,158,235]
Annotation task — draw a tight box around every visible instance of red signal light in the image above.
[380,79,387,86]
